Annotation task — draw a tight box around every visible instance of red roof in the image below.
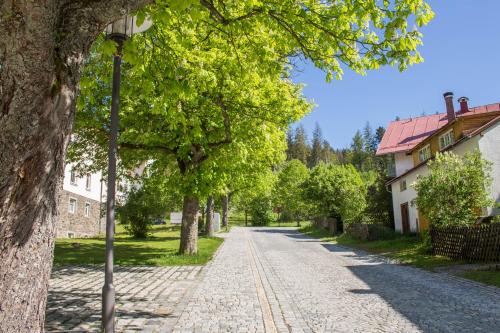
[376,102,500,156]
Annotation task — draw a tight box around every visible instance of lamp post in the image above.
[103,15,152,332]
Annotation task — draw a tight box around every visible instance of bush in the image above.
[413,150,493,227]
[302,163,366,225]
[118,187,166,238]
[249,196,274,226]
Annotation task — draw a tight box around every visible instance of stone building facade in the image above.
[57,190,103,238]
[56,163,105,238]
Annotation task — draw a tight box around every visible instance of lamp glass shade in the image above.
[105,15,152,40]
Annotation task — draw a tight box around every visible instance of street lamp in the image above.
[102,14,152,333]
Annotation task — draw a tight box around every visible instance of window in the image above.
[70,170,77,185]
[84,202,91,217]
[400,179,407,192]
[85,173,92,191]
[67,232,75,239]
[439,130,454,150]
[68,198,77,214]
[418,145,431,162]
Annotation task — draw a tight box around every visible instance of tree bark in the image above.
[205,195,215,237]
[221,194,229,229]
[0,1,151,331]
[179,196,199,255]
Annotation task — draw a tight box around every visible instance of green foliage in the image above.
[248,195,275,226]
[364,174,394,228]
[272,159,310,221]
[118,169,181,238]
[303,163,366,224]
[413,150,494,227]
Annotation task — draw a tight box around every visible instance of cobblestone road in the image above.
[173,227,500,333]
[47,227,500,332]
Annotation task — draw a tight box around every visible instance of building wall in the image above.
[391,166,429,233]
[478,122,500,216]
[63,163,104,201]
[57,190,103,238]
[394,152,413,176]
[392,136,483,233]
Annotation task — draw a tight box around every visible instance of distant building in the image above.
[57,164,105,238]
[376,92,500,233]
[57,162,143,239]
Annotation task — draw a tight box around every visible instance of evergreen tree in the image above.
[286,128,295,161]
[308,123,323,168]
[293,125,310,164]
[346,130,365,170]
[375,126,386,145]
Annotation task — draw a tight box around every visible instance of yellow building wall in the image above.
[411,121,464,166]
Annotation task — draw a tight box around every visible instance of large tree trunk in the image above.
[221,194,229,229]
[0,1,151,331]
[205,195,215,237]
[179,196,199,255]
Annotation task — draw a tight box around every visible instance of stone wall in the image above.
[312,217,338,235]
[56,190,103,238]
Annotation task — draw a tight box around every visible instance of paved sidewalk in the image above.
[46,265,202,332]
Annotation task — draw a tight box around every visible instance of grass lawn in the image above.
[53,224,223,266]
[461,270,500,288]
[299,223,500,287]
[299,223,461,270]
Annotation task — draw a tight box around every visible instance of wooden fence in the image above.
[429,223,500,262]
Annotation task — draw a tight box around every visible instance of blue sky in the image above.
[292,0,500,148]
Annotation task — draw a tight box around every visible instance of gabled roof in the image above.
[376,102,500,156]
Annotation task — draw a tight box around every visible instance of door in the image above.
[400,202,410,234]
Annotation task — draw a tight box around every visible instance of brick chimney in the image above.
[443,92,456,122]
[458,96,469,113]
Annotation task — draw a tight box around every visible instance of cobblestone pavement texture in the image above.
[46,265,202,332]
[47,227,500,332]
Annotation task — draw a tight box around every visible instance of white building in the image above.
[376,92,500,233]
[57,163,141,238]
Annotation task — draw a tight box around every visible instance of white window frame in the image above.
[85,173,92,191]
[439,129,454,150]
[418,144,431,163]
[70,170,77,185]
[84,202,91,217]
[68,197,77,214]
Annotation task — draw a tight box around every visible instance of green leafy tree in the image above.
[0,0,434,328]
[273,160,310,224]
[413,151,493,227]
[303,163,366,225]
[74,16,310,254]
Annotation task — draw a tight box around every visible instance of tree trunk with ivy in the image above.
[0,1,151,331]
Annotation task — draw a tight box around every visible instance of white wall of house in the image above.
[390,129,500,233]
[391,165,428,233]
[62,163,104,202]
[478,122,500,216]
[394,152,413,176]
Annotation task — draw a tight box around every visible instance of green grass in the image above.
[461,270,500,288]
[298,223,461,270]
[53,224,223,266]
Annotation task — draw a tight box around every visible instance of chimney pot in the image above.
[458,97,469,113]
[443,92,455,122]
